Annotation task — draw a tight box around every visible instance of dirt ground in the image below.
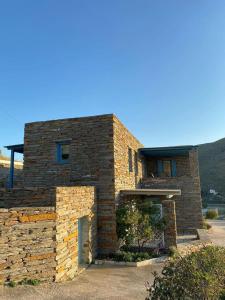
[207,219,225,247]
[0,263,163,300]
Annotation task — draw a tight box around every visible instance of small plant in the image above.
[8,281,17,287]
[105,251,154,262]
[168,246,178,257]
[206,209,218,219]
[203,219,212,230]
[19,278,41,286]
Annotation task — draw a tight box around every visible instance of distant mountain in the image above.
[198,138,225,204]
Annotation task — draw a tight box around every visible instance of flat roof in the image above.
[5,144,24,154]
[120,189,181,198]
[139,145,197,158]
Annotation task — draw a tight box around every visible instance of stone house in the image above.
[0,114,203,283]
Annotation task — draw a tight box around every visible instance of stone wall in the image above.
[55,186,96,282]
[23,114,115,254]
[0,206,56,283]
[162,200,177,248]
[0,186,96,283]
[113,115,143,201]
[142,149,203,232]
[0,187,56,208]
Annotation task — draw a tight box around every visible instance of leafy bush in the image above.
[206,209,218,219]
[116,200,166,252]
[146,246,225,300]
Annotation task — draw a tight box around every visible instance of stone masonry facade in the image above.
[141,149,203,233]
[0,113,203,282]
[0,186,96,283]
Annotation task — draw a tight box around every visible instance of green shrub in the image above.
[113,251,152,262]
[8,281,17,287]
[116,200,166,252]
[168,246,178,257]
[19,278,41,286]
[146,246,225,300]
[206,209,218,219]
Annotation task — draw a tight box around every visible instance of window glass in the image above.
[128,148,133,172]
[163,160,171,177]
[61,144,70,160]
[134,151,138,175]
[57,142,70,163]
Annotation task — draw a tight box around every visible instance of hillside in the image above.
[198,138,225,204]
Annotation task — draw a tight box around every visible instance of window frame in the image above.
[134,151,138,175]
[128,148,133,173]
[157,159,176,177]
[56,141,70,164]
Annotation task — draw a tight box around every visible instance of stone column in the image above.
[162,200,177,248]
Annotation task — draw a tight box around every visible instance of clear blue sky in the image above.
[1,0,225,158]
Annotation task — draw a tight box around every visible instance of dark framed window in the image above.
[56,142,70,164]
[157,160,176,177]
[128,148,133,172]
[134,151,138,175]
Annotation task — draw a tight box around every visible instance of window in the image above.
[134,151,138,175]
[128,148,133,172]
[57,142,70,163]
[157,160,176,177]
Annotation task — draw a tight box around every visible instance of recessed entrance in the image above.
[78,216,89,266]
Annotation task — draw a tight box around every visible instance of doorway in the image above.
[78,216,89,266]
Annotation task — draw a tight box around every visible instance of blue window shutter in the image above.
[57,143,61,162]
[157,160,163,176]
[171,160,177,177]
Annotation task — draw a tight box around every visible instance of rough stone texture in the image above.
[55,186,97,282]
[0,187,56,208]
[0,186,96,283]
[10,114,202,253]
[0,160,23,188]
[0,206,56,283]
[23,114,115,254]
[162,200,177,248]
[22,115,144,253]
[141,149,203,233]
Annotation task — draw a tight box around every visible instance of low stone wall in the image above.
[0,186,97,283]
[0,206,56,283]
[0,187,56,208]
[55,186,97,282]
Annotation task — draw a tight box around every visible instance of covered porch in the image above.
[5,144,24,188]
[120,188,181,249]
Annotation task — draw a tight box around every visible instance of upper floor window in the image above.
[157,160,176,177]
[128,148,133,172]
[56,142,70,164]
[134,151,138,175]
